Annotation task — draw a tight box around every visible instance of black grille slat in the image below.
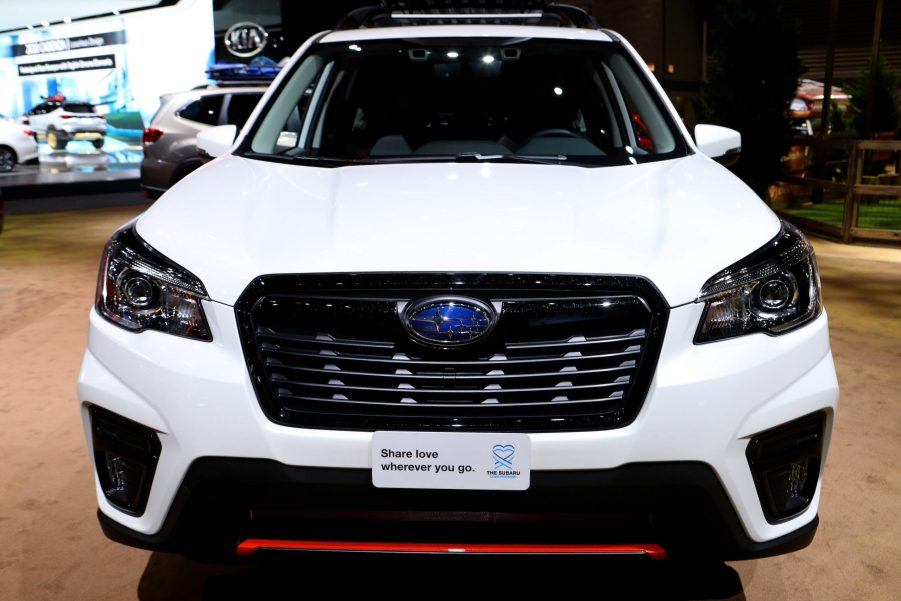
[264,363,635,382]
[276,393,627,409]
[260,344,643,367]
[256,331,395,351]
[271,378,630,398]
[258,330,646,353]
[503,331,645,350]
[235,273,668,432]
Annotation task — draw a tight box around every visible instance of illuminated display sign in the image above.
[17,54,117,76]
[13,31,126,57]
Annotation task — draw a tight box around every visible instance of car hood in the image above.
[137,154,780,306]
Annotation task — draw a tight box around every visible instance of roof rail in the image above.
[206,58,282,86]
[335,1,600,31]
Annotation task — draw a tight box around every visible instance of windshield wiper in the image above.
[454,152,568,165]
[244,151,571,167]
[244,151,377,167]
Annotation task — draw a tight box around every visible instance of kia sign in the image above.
[224,22,267,58]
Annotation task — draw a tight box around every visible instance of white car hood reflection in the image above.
[137,154,779,306]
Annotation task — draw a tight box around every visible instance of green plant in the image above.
[701,0,804,200]
[843,53,901,136]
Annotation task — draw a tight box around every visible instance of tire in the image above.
[92,138,105,149]
[0,146,16,172]
[47,130,68,150]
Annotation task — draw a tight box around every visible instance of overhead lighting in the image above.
[553,87,563,96]
[481,55,495,64]
[446,51,459,59]
[27,24,34,30]
[41,21,50,27]
[63,17,72,24]
[348,44,362,52]
[113,10,121,16]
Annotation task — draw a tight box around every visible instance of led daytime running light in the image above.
[109,240,207,297]
[698,229,812,299]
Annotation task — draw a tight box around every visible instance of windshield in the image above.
[245,38,686,167]
[62,103,97,113]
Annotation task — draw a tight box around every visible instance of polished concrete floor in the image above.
[0,138,140,192]
[0,204,899,600]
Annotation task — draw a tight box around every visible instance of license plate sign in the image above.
[371,431,531,491]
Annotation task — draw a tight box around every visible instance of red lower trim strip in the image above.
[236,539,667,559]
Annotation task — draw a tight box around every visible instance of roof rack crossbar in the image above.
[335,2,599,31]
[544,4,600,29]
[388,12,542,19]
[385,0,549,10]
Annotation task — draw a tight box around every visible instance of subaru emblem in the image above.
[402,297,495,346]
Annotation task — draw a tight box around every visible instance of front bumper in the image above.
[78,301,839,557]
[61,123,106,137]
[97,458,818,561]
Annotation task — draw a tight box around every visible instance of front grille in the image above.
[235,274,668,431]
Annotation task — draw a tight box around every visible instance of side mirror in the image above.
[196,124,237,160]
[275,131,299,153]
[694,124,741,167]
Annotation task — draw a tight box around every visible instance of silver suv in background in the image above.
[24,98,107,150]
[140,86,266,198]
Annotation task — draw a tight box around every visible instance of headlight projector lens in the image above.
[756,274,797,311]
[121,273,156,308]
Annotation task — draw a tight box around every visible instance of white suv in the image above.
[25,97,107,150]
[79,3,838,562]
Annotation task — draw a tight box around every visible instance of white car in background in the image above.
[24,98,107,150]
[0,115,38,172]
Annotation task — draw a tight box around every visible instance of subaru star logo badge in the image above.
[402,297,495,346]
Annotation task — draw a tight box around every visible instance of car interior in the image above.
[251,40,677,162]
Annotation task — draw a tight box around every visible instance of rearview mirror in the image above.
[197,124,237,160]
[694,124,741,167]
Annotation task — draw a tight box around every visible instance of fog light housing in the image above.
[746,412,826,523]
[90,406,161,516]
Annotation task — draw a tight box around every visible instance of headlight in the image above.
[95,222,211,341]
[695,222,822,343]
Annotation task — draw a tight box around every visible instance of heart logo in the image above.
[492,444,515,469]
